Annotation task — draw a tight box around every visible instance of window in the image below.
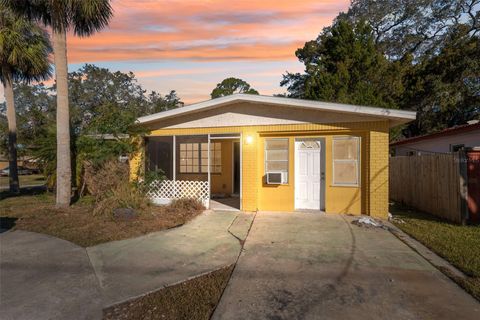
[265,138,289,183]
[450,144,464,152]
[179,143,199,173]
[179,142,221,174]
[332,136,360,186]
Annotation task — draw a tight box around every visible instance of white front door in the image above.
[295,140,321,210]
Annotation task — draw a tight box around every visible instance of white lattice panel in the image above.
[147,180,210,208]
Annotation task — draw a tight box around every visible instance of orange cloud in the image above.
[66,0,349,63]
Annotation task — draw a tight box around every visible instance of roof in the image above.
[390,121,480,147]
[137,94,416,128]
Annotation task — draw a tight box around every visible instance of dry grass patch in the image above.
[0,193,204,247]
[103,265,234,320]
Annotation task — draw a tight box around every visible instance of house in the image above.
[390,120,480,156]
[130,94,416,219]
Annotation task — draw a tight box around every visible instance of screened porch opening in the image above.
[145,134,241,210]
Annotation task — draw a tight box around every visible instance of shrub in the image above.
[159,198,205,221]
[168,198,205,213]
[84,159,149,216]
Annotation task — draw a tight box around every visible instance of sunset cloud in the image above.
[68,0,348,64]
[0,0,349,103]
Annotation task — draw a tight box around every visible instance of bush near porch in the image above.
[390,202,480,301]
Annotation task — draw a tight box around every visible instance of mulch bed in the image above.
[0,193,203,247]
[103,265,234,320]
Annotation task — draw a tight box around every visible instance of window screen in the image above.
[332,136,360,186]
[265,138,289,183]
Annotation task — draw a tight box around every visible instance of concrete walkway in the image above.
[0,211,252,319]
[213,212,480,320]
[0,231,103,320]
[87,211,252,305]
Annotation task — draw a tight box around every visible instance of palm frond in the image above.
[0,4,52,84]
[1,0,113,36]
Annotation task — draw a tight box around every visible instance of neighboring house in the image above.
[390,121,480,156]
[0,155,38,171]
[131,94,415,219]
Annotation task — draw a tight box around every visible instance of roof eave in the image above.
[136,94,417,127]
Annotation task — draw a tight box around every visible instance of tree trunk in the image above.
[53,29,71,207]
[3,76,19,194]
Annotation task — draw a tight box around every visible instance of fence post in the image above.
[458,150,469,225]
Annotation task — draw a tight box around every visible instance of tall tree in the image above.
[342,0,480,60]
[0,6,51,193]
[3,0,113,206]
[0,66,180,190]
[67,64,181,135]
[401,27,480,136]
[211,77,259,98]
[281,20,405,109]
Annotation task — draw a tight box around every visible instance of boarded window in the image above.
[265,138,289,182]
[333,136,360,186]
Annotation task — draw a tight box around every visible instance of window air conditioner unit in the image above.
[266,172,286,184]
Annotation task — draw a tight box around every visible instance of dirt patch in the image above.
[103,265,234,320]
[0,194,203,247]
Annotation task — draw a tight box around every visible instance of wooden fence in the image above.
[389,153,467,224]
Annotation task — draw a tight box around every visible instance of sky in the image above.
[3,0,350,104]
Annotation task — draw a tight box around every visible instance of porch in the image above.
[145,134,241,210]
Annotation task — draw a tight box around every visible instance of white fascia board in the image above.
[137,94,416,127]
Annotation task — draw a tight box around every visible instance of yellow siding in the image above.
[256,134,363,214]
[132,121,390,217]
[367,125,390,219]
[129,138,144,182]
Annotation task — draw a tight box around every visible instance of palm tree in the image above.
[2,0,113,206]
[0,6,52,194]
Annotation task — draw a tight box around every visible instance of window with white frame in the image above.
[180,142,221,174]
[332,136,360,186]
[265,138,289,183]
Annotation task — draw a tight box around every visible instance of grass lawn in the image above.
[0,191,203,247]
[103,265,234,320]
[0,174,45,188]
[390,202,480,301]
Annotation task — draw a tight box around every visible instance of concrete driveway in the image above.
[213,212,480,320]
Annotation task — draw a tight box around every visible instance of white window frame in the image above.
[332,136,360,187]
[264,138,289,184]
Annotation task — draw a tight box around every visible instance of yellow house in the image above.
[131,94,416,219]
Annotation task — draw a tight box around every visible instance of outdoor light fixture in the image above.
[245,135,254,144]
